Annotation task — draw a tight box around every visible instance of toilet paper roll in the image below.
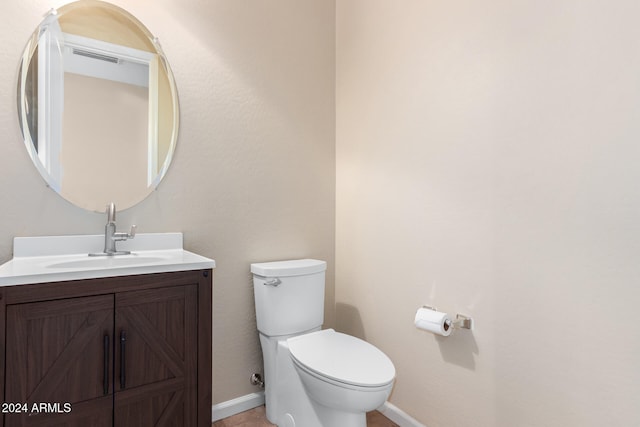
[414,307,453,336]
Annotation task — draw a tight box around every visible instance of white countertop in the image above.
[0,233,215,286]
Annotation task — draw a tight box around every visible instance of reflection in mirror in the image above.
[18,0,179,212]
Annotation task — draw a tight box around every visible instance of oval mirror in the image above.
[17,0,179,212]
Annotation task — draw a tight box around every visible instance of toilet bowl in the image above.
[289,329,395,426]
[252,259,396,427]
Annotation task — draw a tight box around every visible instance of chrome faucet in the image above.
[90,202,137,256]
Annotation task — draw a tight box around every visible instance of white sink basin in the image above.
[0,233,215,286]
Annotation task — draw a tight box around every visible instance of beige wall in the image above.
[0,0,335,405]
[337,1,640,427]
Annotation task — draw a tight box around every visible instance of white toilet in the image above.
[252,259,395,427]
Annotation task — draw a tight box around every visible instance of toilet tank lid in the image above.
[251,259,326,277]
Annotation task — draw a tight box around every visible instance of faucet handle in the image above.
[111,225,136,242]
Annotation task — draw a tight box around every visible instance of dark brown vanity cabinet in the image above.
[0,270,212,427]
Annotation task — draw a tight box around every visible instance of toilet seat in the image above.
[287,329,395,388]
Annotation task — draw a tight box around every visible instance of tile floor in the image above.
[212,405,399,427]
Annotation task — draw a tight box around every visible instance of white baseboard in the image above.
[378,401,426,427]
[211,393,425,427]
[211,391,265,422]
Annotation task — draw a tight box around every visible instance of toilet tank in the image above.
[252,259,326,337]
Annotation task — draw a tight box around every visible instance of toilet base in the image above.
[313,403,367,427]
[261,333,323,427]
[275,410,365,427]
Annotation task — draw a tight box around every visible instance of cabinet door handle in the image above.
[103,334,109,395]
[120,330,126,389]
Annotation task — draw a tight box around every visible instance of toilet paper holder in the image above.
[422,306,473,330]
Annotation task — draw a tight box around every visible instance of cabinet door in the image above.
[4,295,114,427]
[114,285,198,426]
